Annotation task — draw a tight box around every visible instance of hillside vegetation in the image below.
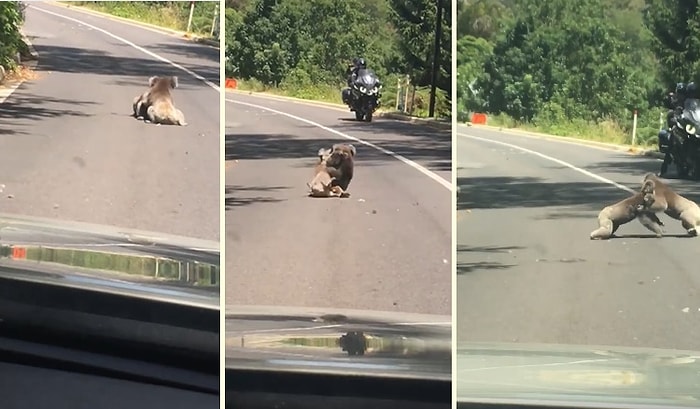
[457,0,696,146]
[226,0,451,119]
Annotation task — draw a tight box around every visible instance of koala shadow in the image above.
[610,234,693,239]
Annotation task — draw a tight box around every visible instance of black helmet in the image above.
[688,82,698,94]
[357,58,366,68]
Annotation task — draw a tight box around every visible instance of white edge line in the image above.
[460,124,666,163]
[30,6,220,93]
[459,132,635,194]
[229,98,453,192]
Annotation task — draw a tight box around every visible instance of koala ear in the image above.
[317,147,330,158]
[348,144,356,157]
[148,76,159,87]
[170,76,179,88]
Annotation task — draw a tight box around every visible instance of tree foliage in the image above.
[226,0,451,116]
[457,0,695,144]
[0,1,26,71]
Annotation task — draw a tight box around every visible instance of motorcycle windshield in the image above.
[683,98,700,126]
[355,69,379,88]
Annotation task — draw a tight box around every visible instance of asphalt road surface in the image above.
[0,3,220,241]
[457,124,700,352]
[226,92,452,315]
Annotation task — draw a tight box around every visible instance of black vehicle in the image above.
[658,97,700,179]
[342,68,382,122]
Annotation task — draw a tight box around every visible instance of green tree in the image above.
[0,1,26,70]
[478,0,648,125]
[644,0,700,87]
[389,0,451,96]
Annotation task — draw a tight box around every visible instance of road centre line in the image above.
[31,6,219,92]
[459,132,635,194]
[229,99,454,191]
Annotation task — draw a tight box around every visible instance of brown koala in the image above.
[132,76,187,126]
[307,147,347,198]
[640,172,700,236]
[325,143,356,192]
[590,181,665,240]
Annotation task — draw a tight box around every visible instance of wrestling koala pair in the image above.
[306,143,356,198]
[590,173,700,239]
[132,75,187,126]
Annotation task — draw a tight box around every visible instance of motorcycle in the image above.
[342,68,382,122]
[658,97,700,179]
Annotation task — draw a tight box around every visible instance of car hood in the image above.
[457,342,700,408]
[0,212,219,307]
[225,305,452,381]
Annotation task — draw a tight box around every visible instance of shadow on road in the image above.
[456,245,522,275]
[148,42,219,64]
[457,176,628,211]
[225,185,286,210]
[611,233,692,239]
[332,118,452,173]
[142,42,218,84]
[32,44,215,81]
[225,133,349,161]
[0,93,94,135]
[588,156,700,201]
[226,131,451,173]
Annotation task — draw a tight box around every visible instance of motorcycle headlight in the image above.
[360,86,367,93]
[370,86,378,94]
[686,124,697,135]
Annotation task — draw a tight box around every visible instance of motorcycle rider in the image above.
[659,81,700,176]
[341,57,367,105]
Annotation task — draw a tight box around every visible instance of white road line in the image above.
[229,99,453,191]
[459,132,635,194]
[31,6,219,92]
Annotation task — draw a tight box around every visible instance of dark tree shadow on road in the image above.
[609,233,693,239]
[147,42,220,65]
[588,155,700,201]
[457,176,634,211]
[32,44,216,82]
[226,132,451,173]
[225,185,287,210]
[0,93,94,135]
[587,154,662,176]
[456,244,522,275]
[331,117,452,172]
[226,133,403,164]
[140,42,219,84]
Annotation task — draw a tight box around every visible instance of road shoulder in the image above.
[49,1,220,49]
[0,34,39,104]
[459,122,664,159]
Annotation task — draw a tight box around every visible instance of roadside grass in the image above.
[234,77,452,120]
[64,1,218,38]
[461,111,664,149]
[3,65,38,83]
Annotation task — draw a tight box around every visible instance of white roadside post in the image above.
[632,109,638,146]
[187,1,195,34]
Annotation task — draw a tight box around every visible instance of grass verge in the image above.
[234,78,451,120]
[466,112,662,149]
[63,1,218,39]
